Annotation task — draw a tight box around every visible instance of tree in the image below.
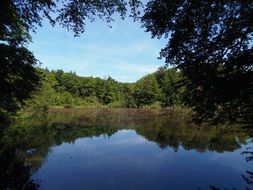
[142,1,253,124]
[2,0,252,125]
[54,70,80,96]
[0,0,141,114]
[79,78,96,98]
[24,68,59,114]
[154,67,183,107]
[1,0,142,40]
[133,74,160,107]
[96,78,117,105]
[0,44,41,114]
[120,84,136,108]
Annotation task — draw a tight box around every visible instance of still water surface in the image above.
[0,108,252,189]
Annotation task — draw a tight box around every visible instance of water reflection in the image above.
[0,108,252,189]
[241,143,253,186]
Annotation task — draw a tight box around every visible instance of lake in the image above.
[0,108,252,190]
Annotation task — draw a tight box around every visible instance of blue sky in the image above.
[28,15,167,82]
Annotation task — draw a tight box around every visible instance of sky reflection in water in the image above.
[0,108,252,190]
[33,130,252,190]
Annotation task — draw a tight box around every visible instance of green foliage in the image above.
[120,84,136,108]
[107,101,123,108]
[0,0,141,116]
[1,0,142,40]
[142,1,253,124]
[23,68,184,111]
[95,78,119,105]
[1,0,252,126]
[0,44,41,114]
[133,74,161,107]
[154,67,184,107]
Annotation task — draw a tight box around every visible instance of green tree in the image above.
[120,84,136,108]
[96,78,118,105]
[0,0,141,115]
[0,45,41,114]
[79,77,96,99]
[54,70,80,96]
[133,74,160,107]
[154,67,183,107]
[142,1,253,124]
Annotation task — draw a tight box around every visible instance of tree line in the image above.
[24,67,184,111]
[1,0,252,125]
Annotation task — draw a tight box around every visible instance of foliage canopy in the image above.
[1,0,252,125]
[0,0,141,114]
[142,1,253,124]
[24,68,183,110]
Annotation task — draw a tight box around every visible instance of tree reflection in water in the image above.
[0,108,252,189]
[241,140,253,186]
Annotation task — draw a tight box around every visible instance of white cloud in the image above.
[29,18,167,82]
[112,62,158,73]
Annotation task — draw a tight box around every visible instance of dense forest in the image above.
[1,1,252,125]
[24,67,184,112]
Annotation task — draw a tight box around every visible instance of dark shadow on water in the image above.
[0,123,40,189]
